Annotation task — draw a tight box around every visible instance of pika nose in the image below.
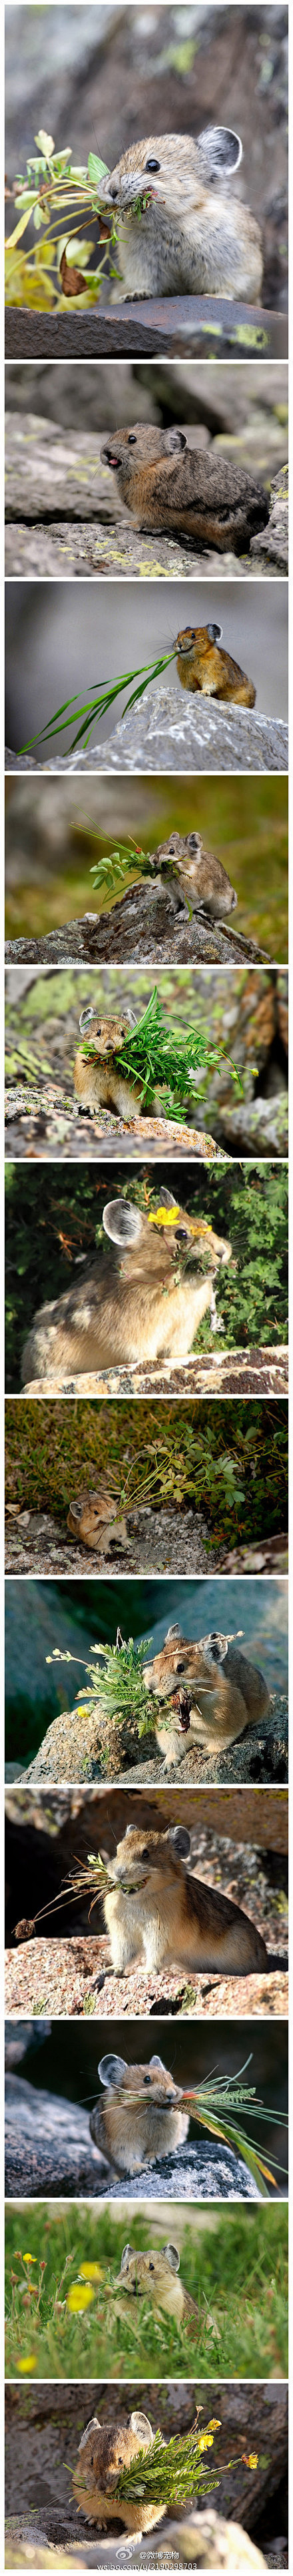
[109,182,119,200]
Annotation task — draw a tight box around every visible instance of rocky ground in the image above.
[5,1933,288,2023]
[4,1506,222,1580]
[5,1090,227,1163]
[5,878,270,970]
[6,692,288,777]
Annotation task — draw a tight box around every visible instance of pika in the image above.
[73,1005,156,1125]
[143,1625,270,1770]
[21,1190,232,1382]
[115,2240,198,2338]
[98,127,262,302]
[101,424,268,556]
[90,2049,189,2175]
[175,623,256,707]
[73,2408,163,2537]
[99,1820,272,1977]
[155,828,238,921]
[67,1478,131,1556]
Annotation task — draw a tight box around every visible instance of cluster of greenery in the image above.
[5,129,118,310]
[20,653,178,761]
[81,984,242,1119]
[5,2202,288,2382]
[5,1396,288,1547]
[5,1164,288,1391]
[47,1631,158,1775]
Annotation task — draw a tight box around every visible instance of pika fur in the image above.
[175,623,256,707]
[101,423,268,556]
[73,2409,163,2537]
[21,1189,232,1383]
[100,1821,270,1976]
[98,127,262,302]
[143,1625,270,1770]
[115,2240,198,2338]
[73,1006,156,1125]
[155,828,238,921]
[90,2050,189,2175]
[67,1479,131,1556]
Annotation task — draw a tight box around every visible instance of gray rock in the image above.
[4,886,270,970]
[5,2071,108,2196]
[251,465,288,571]
[7,690,287,775]
[5,2071,260,2200]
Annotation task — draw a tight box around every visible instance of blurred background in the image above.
[5,1573,288,1773]
[5,771,288,958]
[5,579,288,753]
[5,4,288,309]
[5,2013,288,2192]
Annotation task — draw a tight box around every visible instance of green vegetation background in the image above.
[5,2202,288,2384]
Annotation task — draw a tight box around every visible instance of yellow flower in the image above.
[67,2282,95,2313]
[23,2254,36,2265]
[79,2263,104,2281]
[17,2354,37,2372]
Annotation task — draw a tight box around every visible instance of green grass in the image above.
[5,2204,288,2383]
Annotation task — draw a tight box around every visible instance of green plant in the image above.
[5,2203,288,2382]
[5,129,118,310]
[5,1397,288,1546]
[45,1633,158,1773]
[113,2417,258,2513]
[19,651,177,759]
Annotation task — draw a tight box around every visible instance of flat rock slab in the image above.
[5,1933,288,2022]
[5,2076,260,2200]
[5,419,287,582]
[6,515,277,583]
[23,1348,288,1401]
[5,300,288,361]
[20,1690,288,1791]
[9,692,288,775]
[5,1506,220,1580]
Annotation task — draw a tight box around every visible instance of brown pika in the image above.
[99,1819,274,1979]
[101,423,268,556]
[90,2049,189,2175]
[98,126,262,303]
[175,622,256,707]
[73,1005,155,1124]
[114,2240,198,2338]
[143,1624,270,1770]
[21,1189,232,1383]
[156,828,237,920]
[73,2408,163,2537]
[67,1477,131,1557]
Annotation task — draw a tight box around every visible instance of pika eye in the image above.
[148,2261,154,2271]
[144,2074,151,2085]
[141,1847,150,1860]
[145,157,160,171]
[174,1226,188,1242]
[128,434,137,445]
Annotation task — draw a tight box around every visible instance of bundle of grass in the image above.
[114,2415,258,2514]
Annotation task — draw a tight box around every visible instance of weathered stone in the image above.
[20,1687,288,1791]
[5,884,270,970]
[7,689,287,775]
[251,464,288,571]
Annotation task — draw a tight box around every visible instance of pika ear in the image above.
[149,2053,166,2073]
[103,1199,143,1246]
[79,2417,101,2451]
[98,2053,127,2087]
[162,2242,180,2274]
[206,1632,228,1665]
[126,1006,137,1027]
[197,125,242,178]
[165,1624,183,1642]
[121,2244,134,2272]
[188,832,202,855]
[206,621,222,645]
[131,2413,153,2443]
[79,1006,95,1033]
[166,428,187,454]
[169,1823,190,1860]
